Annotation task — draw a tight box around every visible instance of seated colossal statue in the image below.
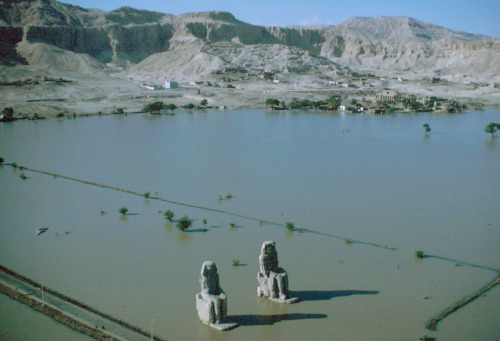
[196,261,238,330]
[257,241,299,303]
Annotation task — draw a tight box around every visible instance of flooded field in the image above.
[0,109,499,340]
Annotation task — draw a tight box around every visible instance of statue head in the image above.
[260,241,279,273]
[200,261,221,295]
[261,241,277,257]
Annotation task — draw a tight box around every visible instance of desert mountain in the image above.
[0,0,498,82]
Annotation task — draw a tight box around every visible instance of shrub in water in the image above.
[119,207,128,215]
[285,221,295,231]
[415,250,424,259]
[176,215,192,231]
[164,210,174,221]
[422,123,431,134]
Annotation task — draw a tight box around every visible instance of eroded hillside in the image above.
[1,0,498,83]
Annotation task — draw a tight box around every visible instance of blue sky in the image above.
[62,0,500,38]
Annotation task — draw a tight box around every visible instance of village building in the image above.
[423,96,438,105]
[165,81,178,89]
[140,83,164,90]
[404,95,416,103]
[376,90,401,102]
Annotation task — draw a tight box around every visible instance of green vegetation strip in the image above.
[7,163,397,251]
[0,264,165,341]
[0,282,113,341]
[426,274,500,331]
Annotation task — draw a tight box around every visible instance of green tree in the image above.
[377,100,396,113]
[2,107,14,118]
[265,98,280,108]
[299,99,313,108]
[484,122,500,137]
[408,101,423,112]
[350,98,358,105]
[200,99,208,108]
[119,207,128,215]
[143,101,166,114]
[176,215,192,231]
[113,108,124,115]
[326,96,342,109]
[185,103,195,110]
[164,210,174,221]
[285,221,295,231]
[166,103,177,110]
[313,100,327,108]
[422,123,431,134]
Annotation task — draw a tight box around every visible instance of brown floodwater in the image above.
[0,109,499,340]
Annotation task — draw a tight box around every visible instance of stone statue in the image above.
[257,241,299,303]
[196,261,238,331]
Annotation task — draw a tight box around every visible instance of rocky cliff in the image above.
[0,0,498,81]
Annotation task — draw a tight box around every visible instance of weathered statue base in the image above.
[257,288,300,304]
[196,293,238,330]
[257,288,299,304]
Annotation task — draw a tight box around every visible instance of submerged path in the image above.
[0,265,165,341]
[426,274,500,330]
[6,163,397,251]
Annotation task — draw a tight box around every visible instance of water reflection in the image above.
[176,230,192,243]
[484,138,498,149]
[164,222,174,232]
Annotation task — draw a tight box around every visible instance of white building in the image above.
[165,81,178,89]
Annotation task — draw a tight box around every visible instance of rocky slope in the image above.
[0,0,498,82]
